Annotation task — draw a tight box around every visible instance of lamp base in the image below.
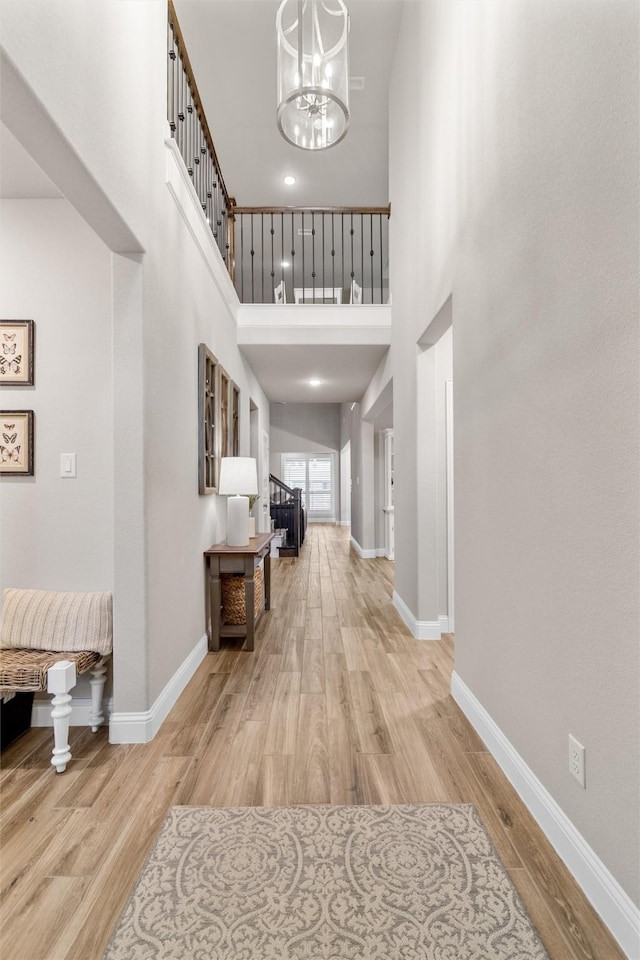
[227,495,250,546]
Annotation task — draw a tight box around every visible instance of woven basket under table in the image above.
[221,565,264,625]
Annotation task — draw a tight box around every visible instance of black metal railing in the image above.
[168,1,235,275]
[233,207,390,304]
[269,474,306,556]
[167,4,392,305]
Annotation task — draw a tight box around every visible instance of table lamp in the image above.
[218,457,258,546]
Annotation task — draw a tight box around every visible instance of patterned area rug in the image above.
[104,804,549,959]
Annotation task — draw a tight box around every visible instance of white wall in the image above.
[354,356,393,554]
[343,401,374,551]
[269,402,341,474]
[339,402,353,525]
[416,324,452,622]
[390,0,639,913]
[374,429,384,550]
[0,2,270,715]
[0,199,113,696]
[145,150,270,705]
[0,200,113,588]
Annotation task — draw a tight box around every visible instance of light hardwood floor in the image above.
[0,525,625,959]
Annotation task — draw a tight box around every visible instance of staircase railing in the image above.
[269,474,305,556]
[167,0,235,275]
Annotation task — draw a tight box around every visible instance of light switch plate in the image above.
[60,453,77,478]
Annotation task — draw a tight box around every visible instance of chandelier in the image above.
[276,0,350,151]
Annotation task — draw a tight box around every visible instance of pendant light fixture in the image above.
[276,0,350,151]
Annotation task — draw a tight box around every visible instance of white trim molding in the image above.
[392,591,449,640]
[451,672,640,960]
[350,536,378,559]
[32,696,114,728]
[109,634,208,744]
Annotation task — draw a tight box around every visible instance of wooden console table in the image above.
[204,532,274,652]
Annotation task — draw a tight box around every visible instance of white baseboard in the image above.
[392,591,449,640]
[350,536,378,559]
[109,634,208,744]
[339,520,351,527]
[308,517,337,524]
[375,547,387,558]
[32,696,114,728]
[451,672,640,960]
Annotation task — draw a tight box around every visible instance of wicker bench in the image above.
[0,588,113,773]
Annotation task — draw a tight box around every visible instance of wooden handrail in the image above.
[235,205,391,217]
[269,473,298,498]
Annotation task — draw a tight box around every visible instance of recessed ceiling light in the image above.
[283,175,296,186]
[309,378,322,387]
[281,260,290,268]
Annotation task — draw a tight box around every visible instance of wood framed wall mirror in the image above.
[198,347,241,494]
[198,343,218,495]
[230,380,240,456]
[217,365,231,460]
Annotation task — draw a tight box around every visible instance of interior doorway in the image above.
[249,399,261,531]
[416,296,453,633]
[261,429,270,533]
[446,379,454,633]
[340,441,351,525]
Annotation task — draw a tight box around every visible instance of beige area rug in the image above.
[104,804,550,960]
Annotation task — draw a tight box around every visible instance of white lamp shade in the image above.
[218,457,258,496]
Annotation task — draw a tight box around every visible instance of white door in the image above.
[250,401,259,528]
[340,441,351,524]
[446,380,454,633]
[261,430,270,532]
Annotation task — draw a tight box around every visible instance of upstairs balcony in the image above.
[167,0,391,353]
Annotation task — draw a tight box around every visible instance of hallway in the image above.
[0,525,624,959]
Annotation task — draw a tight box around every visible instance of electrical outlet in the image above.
[569,735,586,788]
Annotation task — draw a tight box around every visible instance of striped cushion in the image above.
[0,589,113,655]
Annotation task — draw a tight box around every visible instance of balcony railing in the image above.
[233,207,390,305]
[167,2,390,305]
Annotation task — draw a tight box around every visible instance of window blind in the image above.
[283,458,307,504]
[282,453,335,517]
[308,457,332,513]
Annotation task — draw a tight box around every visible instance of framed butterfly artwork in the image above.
[0,320,35,386]
[0,410,34,476]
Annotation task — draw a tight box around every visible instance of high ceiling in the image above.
[173,0,402,208]
[0,0,401,407]
[172,0,401,404]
